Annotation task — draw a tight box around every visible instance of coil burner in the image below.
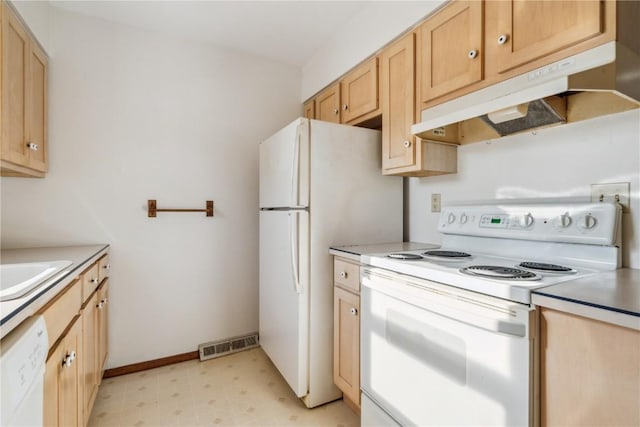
[387,253,423,260]
[422,250,471,259]
[518,262,576,274]
[460,265,540,281]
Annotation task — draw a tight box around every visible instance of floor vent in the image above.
[198,333,259,361]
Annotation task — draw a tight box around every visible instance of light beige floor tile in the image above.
[90,348,360,427]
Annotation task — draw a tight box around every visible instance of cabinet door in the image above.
[486,1,606,76]
[1,4,30,167]
[418,1,483,103]
[540,308,640,425]
[97,279,109,378]
[303,99,315,119]
[333,286,360,407]
[27,41,47,171]
[82,293,99,424]
[316,83,341,123]
[44,342,63,426]
[60,316,83,427]
[340,57,379,124]
[381,33,417,172]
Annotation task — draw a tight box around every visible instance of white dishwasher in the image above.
[0,315,49,426]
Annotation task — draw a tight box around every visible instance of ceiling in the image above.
[49,1,370,67]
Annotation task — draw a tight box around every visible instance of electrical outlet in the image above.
[591,182,630,212]
[431,193,441,213]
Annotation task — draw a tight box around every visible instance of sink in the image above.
[0,260,73,302]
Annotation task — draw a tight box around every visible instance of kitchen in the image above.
[1,0,639,426]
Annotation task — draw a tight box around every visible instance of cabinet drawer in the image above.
[82,263,100,302]
[40,279,81,349]
[98,253,111,283]
[334,259,360,293]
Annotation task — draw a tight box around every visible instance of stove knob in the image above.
[519,213,534,228]
[577,213,597,231]
[447,213,456,224]
[553,212,572,229]
[459,213,468,224]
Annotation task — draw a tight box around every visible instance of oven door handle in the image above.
[362,273,529,338]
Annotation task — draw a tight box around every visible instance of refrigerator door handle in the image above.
[290,126,301,207]
[289,212,301,294]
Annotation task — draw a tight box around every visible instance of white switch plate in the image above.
[591,182,630,212]
[431,193,441,213]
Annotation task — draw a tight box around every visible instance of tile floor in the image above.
[88,348,359,427]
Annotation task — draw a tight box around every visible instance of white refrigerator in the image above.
[259,118,402,408]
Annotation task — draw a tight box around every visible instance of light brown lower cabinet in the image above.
[81,292,99,424]
[42,252,110,427]
[97,279,109,377]
[44,315,83,427]
[540,308,640,426]
[333,257,361,413]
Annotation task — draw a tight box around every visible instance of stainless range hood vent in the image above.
[412,42,640,144]
[479,97,566,137]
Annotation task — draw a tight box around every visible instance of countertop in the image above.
[329,241,438,262]
[533,268,640,330]
[1,244,109,339]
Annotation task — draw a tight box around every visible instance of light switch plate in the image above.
[431,193,441,213]
[591,182,630,212]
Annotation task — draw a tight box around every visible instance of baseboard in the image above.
[103,350,199,378]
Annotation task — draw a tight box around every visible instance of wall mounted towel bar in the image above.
[148,200,214,217]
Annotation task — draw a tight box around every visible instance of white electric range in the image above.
[360,202,621,427]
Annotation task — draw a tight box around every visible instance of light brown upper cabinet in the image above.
[1,2,48,177]
[340,57,380,124]
[381,33,417,172]
[485,1,608,76]
[382,32,457,177]
[418,0,616,110]
[303,99,315,120]
[418,1,483,104]
[305,57,380,127]
[316,83,341,124]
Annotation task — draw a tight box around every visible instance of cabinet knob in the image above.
[91,278,99,284]
[62,351,76,367]
[26,142,39,151]
[97,302,104,309]
[103,263,111,270]
[333,108,339,115]
[342,104,348,111]
[403,140,412,148]
[339,271,347,279]
[350,307,358,316]
[497,34,509,45]
[468,49,478,59]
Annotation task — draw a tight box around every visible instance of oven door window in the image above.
[361,284,532,426]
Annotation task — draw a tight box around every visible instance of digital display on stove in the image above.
[480,214,508,228]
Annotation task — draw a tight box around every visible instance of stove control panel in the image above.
[438,202,621,246]
[479,213,536,230]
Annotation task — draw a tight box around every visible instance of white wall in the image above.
[1,6,301,367]
[9,0,50,51]
[301,1,442,101]
[407,109,640,268]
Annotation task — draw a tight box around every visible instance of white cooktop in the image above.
[362,202,622,304]
[362,249,599,304]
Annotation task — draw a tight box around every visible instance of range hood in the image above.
[411,42,640,144]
